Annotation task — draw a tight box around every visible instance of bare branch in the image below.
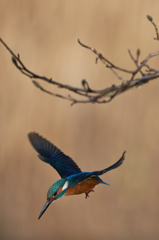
[1,15,159,105]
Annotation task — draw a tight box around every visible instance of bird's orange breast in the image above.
[65,177,99,196]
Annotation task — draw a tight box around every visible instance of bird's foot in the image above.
[85,190,94,199]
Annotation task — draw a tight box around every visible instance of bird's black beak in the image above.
[38,198,54,220]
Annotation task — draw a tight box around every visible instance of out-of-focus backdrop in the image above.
[0,1,159,239]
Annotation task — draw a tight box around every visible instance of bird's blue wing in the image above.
[90,151,126,176]
[28,132,82,178]
[67,151,126,185]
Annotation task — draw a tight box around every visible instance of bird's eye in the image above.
[53,191,57,196]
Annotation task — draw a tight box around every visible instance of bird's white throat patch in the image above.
[62,180,69,191]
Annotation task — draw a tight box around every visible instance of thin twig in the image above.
[147,15,159,40]
[78,39,134,74]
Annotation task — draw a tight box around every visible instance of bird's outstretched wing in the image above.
[28,132,81,178]
[90,151,126,176]
[69,151,126,184]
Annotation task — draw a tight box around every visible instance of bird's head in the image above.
[38,179,68,219]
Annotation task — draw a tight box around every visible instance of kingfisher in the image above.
[28,132,126,219]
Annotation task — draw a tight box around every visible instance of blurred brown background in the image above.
[1,1,159,239]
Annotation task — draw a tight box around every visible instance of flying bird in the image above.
[28,132,126,219]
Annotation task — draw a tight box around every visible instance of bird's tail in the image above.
[98,178,110,186]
